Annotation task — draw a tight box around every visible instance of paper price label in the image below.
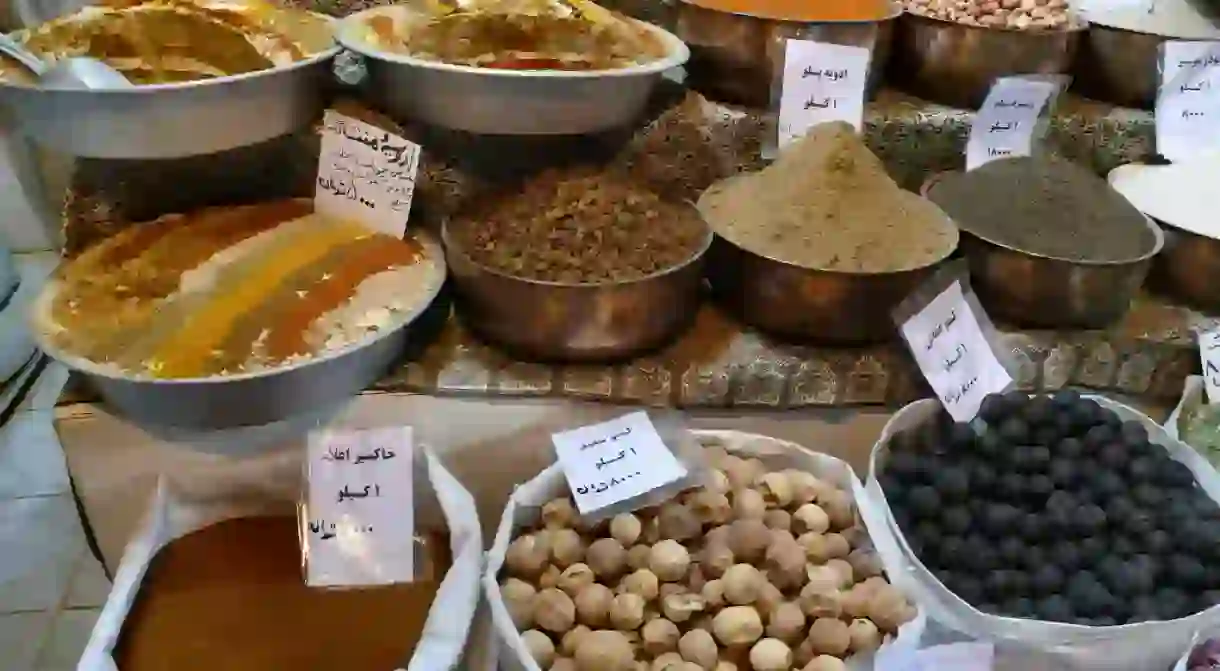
[899,280,1014,422]
[776,40,870,148]
[965,77,1057,171]
[1156,41,1220,162]
[1199,329,1220,404]
[552,411,688,516]
[304,426,415,588]
[315,110,421,238]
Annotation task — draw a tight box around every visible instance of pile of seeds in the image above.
[927,155,1157,263]
[450,169,709,284]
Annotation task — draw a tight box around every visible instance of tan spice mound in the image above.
[697,121,959,273]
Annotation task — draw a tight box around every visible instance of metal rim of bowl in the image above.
[925,172,1166,267]
[900,8,1089,34]
[441,214,715,289]
[0,12,340,94]
[677,0,903,24]
[29,232,448,385]
[335,5,690,79]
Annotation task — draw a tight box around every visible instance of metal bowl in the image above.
[29,233,447,429]
[336,5,689,135]
[1072,24,1165,109]
[705,235,948,344]
[888,12,1083,109]
[923,172,1165,328]
[1147,221,1220,312]
[674,1,898,108]
[441,216,712,363]
[0,11,339,159]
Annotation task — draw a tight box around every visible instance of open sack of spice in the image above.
[77,445,483,671]
[864,394,1220,671]
[484,425,926,671]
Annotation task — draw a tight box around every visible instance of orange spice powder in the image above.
[684,0,893,22]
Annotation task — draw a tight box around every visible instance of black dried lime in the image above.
[1032,564,1066,594]
[934,467,971,500]
[1057,437,1085,459]
[1036,595,1074,622]
[999,418,1030,445]
[908,486,941,518]
[978,393,1010,423]
[942,506,973,535]
[1098,443,1128,470]
[1084,425,1116,450]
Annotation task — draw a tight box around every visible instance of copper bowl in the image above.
[705,235,949,344]
[923,171,1165,328]
[1147,221,1220,312]
[888,12,1084,109]
[674,0,899,108]
[441,216,713,363]
[1072,24,1167,109]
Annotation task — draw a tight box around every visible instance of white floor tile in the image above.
[0,495,85,612]
[64,552,109,610]
[0,411,69,499]
[36,609,99,670]
[19,362,69,415]
[0,611,53,671]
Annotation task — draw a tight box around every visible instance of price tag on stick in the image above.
[1199,328,1220,404]
[898,280,1014,422]
[776,40,870,148]
[552,411,689,517]
[1156,41,1220,162]
[315,110,421,238]
[965,77,1057,171]
[304,426,416,588]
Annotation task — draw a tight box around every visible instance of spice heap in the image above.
[683,0,894,23]
[928,155,1157,263]
[903,0,1077,29]
[698,121,958,274]
[498,440,917,671]
[880,391,1220,625]
[115,517,449,671]
[451,169,709,284]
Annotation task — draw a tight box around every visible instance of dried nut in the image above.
[732,488,767,520]
[756,581,784,615]
[766,601,807,643]
[756,472,794,508]
[701,579,726,609]
[523,629,556,668]
[620,568,660,601]
[659,504,702,541]
[793,638,816,668]
[803,655,848,671]
[558,564,597,597]
[868,584,915,631]
[823,533,851,560]
[722,456,757,490]
[574,630,636,671]
[552,658,578,671]
[722,564,764,605]
[764,535,807,590]
[798,533,831,564]
[690,490,733,526]
[551,529,586,568]
[650,539,693,582]
[819,490,855,530]
[662,592,708,623]
[652,652,685,671]
[678,628,719,669]
[712,606,765,646]
[785,470,822,504]
[507,534,551,579]
[543,498,579,529]
[727,519,771,563]
[840,525,869,549]
[847,548,884,580]
[575,583,614,627]
[805,565,840,593]
[502,578,538,629]
[641,618,681,656]
[701,542,735,578]
[714,663,738,671]
[587,538,629,580]
[842,586,872,619]
[763,509,792,531]
[541,564,564,590]
[707,469,732,494]
[798,584,843,619]
[627,544,652,571]
[687,564,708,592]
[610,513,643,547]
[825,558,854,588]
[610,593,647,630]
[793,504,831,535]
[807,617,851,656]
[749,638,793,671]
[561,625,592,657]
[536,588,577,633]
[848,618,883,653]
[705,525,731,547]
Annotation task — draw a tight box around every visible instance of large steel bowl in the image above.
[888,12,1084,109]
[705,235,949,344]
[336,5,690,135]
[1072,24,1166,109]
[441,216,712,363]
[1147,221,1220,312]
[30,234,447,429]
[674,0,898,108]
[0,11,339,159]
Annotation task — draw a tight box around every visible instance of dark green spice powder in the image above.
[928,155,1157,263]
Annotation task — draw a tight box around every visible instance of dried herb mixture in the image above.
[451,169,709,283]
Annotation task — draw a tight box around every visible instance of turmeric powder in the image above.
[683,0,894,22]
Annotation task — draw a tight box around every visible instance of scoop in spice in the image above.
[697,121,958,274]
[928,154,1157,263]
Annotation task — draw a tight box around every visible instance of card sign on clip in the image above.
[899,280,1013,422]
[1198,327,1220,404]
[1156,41,1220,162]
[552,411,688,516]
[776,39,870,148]
[965,77,1057,171]
[305,426,415,588]
[315,110,421,239]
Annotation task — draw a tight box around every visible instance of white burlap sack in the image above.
[1166,375,1205,442]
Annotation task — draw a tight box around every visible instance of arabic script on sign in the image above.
[552,411,689,516]
[965,77,1057,171]
[1156,41,1220,162]
[1198,328,1220,404]
[776,39,870,148]
[898,280,1013,422]
[315,110,421,238]
[305,426,415,587]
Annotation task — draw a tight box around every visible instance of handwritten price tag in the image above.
[304,426,415,588]
[552,411,688,516]
[776,40,870,148]
[1199,329,1220,404]
[1157,41,1220,162]
[899,280,1014,422]
[966,77,1057,171]
[315,110,421,238]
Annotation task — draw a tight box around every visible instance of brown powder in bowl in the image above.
[697,121,959,274]
[114,516,449,671]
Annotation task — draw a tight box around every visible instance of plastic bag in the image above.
[964,74,1069,171]
[485,429,927,671]
[862,395,1220,671]
[79,445,483,671]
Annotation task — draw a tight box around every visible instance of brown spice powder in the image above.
[114,516,448,671]
[697,121,959,274]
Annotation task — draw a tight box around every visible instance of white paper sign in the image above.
[1156,41,1220,162]
[551,411,688,515]
[898,280,1014,422]
[315,110,421,238]
[965,77,1057,171]
[304,426,416,587]
[776,39,870,148]
[1199,328,1220,404]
